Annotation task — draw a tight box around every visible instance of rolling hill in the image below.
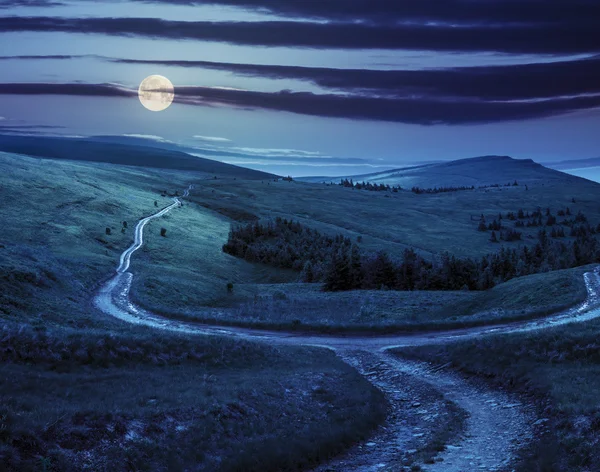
[0,134,276,179]
[300,155,570,188]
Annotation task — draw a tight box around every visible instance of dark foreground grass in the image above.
[391,319,600,471]
[0,323,386,471]
[132,265,591,334]
[0,152,387,471]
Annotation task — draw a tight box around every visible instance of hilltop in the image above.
[300,155,563,188]
[0,134,276,179]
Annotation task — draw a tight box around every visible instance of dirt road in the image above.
[93,188,600,471]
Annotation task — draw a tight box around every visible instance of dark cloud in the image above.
[0,0,64,8]
[2,82,599,125]
[110,55,600,101]
[131,0,600,27]
[174,86,600,125]
[1,16,599,53]
[6,53,600,101]
[7,0,599,29]
[0,124,65,129]
[0,82,135,97]
[0,54,79,60]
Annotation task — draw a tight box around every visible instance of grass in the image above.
[4,147,600,330]
[131,266,591,333]
[183,157,600,259]
[4,148,600,470]
[0,325,385,472]
[391,319,600,471]
[0,134,275,179]
[0,150,196,328]
[0,152,386,471]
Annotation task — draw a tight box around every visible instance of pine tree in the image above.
[349,244,363,289]
[324,247,351,291]
[477,215,487,232]
[301,261,315,283]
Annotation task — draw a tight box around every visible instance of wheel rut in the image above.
[92,186,600,471]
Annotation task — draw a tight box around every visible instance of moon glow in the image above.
[138,75,174,112]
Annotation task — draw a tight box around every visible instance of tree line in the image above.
[477,207,598,242]
[339,179,401,192]
[223,218,600,292]
[412,181,519,195]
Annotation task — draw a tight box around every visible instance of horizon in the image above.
[4,3,600,469]
[0,0,599,176]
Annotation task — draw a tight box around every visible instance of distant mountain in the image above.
[0,134,276,179]
[299,155,568,188]
[543,157,600,171]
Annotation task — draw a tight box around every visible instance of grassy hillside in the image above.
[392,316,600,471]
[0,152,384,471]
[3,146,600,469]
[0,135,275,179]
[179,160,600,258]
[131,266,590,333]
[4,148,597,330]
[301,155,575,188]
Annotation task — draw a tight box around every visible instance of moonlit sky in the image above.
[0,0,599,177]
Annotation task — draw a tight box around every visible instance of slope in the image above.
[0,134,276,179]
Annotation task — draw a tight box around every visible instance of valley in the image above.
[2,146,600,471]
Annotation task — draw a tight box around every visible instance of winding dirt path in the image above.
[93,188,600,471]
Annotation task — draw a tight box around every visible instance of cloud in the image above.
[122,134,169,142]
[226,146,324,157]
[0,0,64,8]
[2,82,600,125]
[0,54,81,60]
[174,86,600,125]
[8,0,599,29]
[185,143,333,161]
[7,53,600,102]
[110,55,600,101]
[128,0,600,26]
[0,122,65,129]
[0,82,135,97]
[1,16,599,53]
[193,135,231,142]
[190,152,367,165]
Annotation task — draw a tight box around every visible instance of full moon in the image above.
[138,75,174,112]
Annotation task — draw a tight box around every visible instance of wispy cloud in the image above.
[2,82,600,125]
[6,53,600,102]
[226,146,324,157]
[0,0,64,8]
[193,135,231,142]
[108,54,600,101]
[1,16,599,53]
[122,133,170,142]
[126,0,600,26]
[0,82,134,97]
[7,0,599,30]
